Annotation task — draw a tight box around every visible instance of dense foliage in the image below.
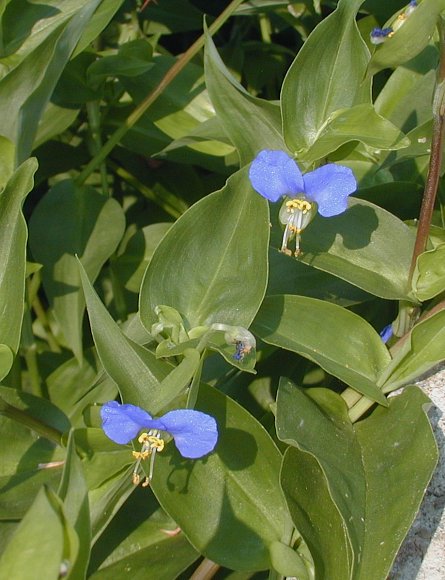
[0,0,444,578]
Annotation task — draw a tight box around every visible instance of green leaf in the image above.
[267,248,372,307]
[139,166,269,330]
[252,295,390,404]
[299,104,410,164]
[88,39,154,87]
[89,488,198,579]
[281,0,370,156]
[0,486,75,579]
[78,260,172,413]
[277,381,438,580]
[29,180,125,361]
[204,29,285,165]
[378,307,445,391]
[73,0,126,57]
[0,345,13,383]
[368,0,445,76]
[280,197,416,301]
[151,384,290,571]
[281,447,352,579]
[354,386,437,579]
[58,431,91,580]
[0,157,37,377]
[412,243,445,301]
[0,0,102,163]
[269,541,310,578]
[277,382,364,577]
[111,223,172,294]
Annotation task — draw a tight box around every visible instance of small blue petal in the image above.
[150,409,218,459]
[101,401,153,444]
[380,324,393,344]
[303,164,356,217]
[249,150,304,202]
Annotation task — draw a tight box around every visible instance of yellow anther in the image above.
[141,477,150,488]
[285,199,312,214]
[132,473,141,486]
[147,435,165,451]
[138,432,149,443]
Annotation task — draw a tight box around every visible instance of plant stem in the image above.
[408,17,445,283]
[0,400,63,445]
[189,558,220,580]
[76,0,245,185]
[86,101,109,196]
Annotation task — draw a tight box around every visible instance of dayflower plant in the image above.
[101,401,218,486]
[370,0,418,44]
[249,149,357,256]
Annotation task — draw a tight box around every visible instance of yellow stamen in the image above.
[132,429,165,486]
[285,199,312,214]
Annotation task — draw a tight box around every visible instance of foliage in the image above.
[0,0,443,578]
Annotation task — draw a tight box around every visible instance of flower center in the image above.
[279,196,316,256]
[132,429,165,487]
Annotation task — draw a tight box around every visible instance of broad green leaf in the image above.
[412,243,445,301]
[375,49,437,131]
[281,447,352,579]
[29,180,125,361]
[78,260,172,413]
[0,345,13,382]
[33,103,79,149]
[278,381,438,580]
[204,29,285,165]
[277,381,363,577]
[252,295,390,404]
[73,0,125,57]
[0,415,65,519]
[267,248,372,307]
[88,39,154,86]
[378,307,445,391]
[299,104,409,164]
[0,0,102,163]
[269,541,311,578]
[139,166,269,330]
[0,135,15,190]
[0,486,75,579]
[111,223,172,294]
[276,197,416,301]
[368,0,445,76]
[0,158,37,374]
[151,384,290,571]
[58,431,91,580]
[282,0,370,155]
[354,386,437,579]
[89,488,198,579]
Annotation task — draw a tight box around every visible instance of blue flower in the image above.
[370,27,394,44]
[379,323,393,344]
[249,149,356,256]
[101,401,218,485]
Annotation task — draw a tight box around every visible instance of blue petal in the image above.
[380,324,393,344]
[249,150,304,202]
[101,401,153,444]
[303,164,356,217]
[150,409,218,459]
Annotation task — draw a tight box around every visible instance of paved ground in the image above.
[389,368,445,579]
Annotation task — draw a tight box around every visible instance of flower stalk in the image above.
[408,15,445,283]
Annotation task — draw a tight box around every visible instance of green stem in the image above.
[408,17,445,283]
[86,101,109,195]
[0,401,63,445]
[76,0,245,185]
[341,387,362,409]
